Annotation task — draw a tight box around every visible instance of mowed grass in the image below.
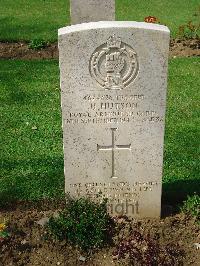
[163,57,200,203]
[0,60,64,204]
[0,0,199,41]
[0,58,199,205]
[0,0,70,42]
[117,0,200,37]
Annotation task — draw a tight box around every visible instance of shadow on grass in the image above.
[161,180,200,217]
[162,179,200,205]
[0,17,59,42]
[0,156,64,209]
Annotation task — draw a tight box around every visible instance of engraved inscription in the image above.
[89,34,139,90]
[97,128,131,178]
[70,181,160,203]
[65,93,163,125]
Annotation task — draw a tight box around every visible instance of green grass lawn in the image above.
[0,60,64,203]
[0,0,199,41]
[163,57,200,203]
[0,58,199,206]
[0,0,70,42]
[117,0,200,37]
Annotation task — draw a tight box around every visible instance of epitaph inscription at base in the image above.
[59,22,170,217]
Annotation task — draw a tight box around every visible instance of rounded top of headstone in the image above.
[58,21,170,36]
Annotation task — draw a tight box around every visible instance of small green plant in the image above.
[178,7,200,39]
[48,196,114,251]
[178,21,200,39]
[28,39,48,50]
[181,194,200,223]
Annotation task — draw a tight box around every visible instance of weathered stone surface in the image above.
[70,0,115,25]
[59,21,170,218]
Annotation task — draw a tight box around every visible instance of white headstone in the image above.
[70,0,115,25]
[59,21,170,218]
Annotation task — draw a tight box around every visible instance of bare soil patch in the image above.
[0,39,199,60]
[170,38,200,58]
[0,42,58,60]
[0,201,199,266]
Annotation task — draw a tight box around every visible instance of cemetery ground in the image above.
[1,58,199,203]
[0,0,199,60]
[0,0,199,41]
[1,57,200,265]
[0,1,200,265]
[0,38,200,60]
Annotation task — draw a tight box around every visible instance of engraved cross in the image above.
[97,128,131,179]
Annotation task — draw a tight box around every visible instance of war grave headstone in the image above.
[70,0,115,25]
[59,21,170,218]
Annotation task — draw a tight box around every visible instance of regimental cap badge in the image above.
[89,34,139,90]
